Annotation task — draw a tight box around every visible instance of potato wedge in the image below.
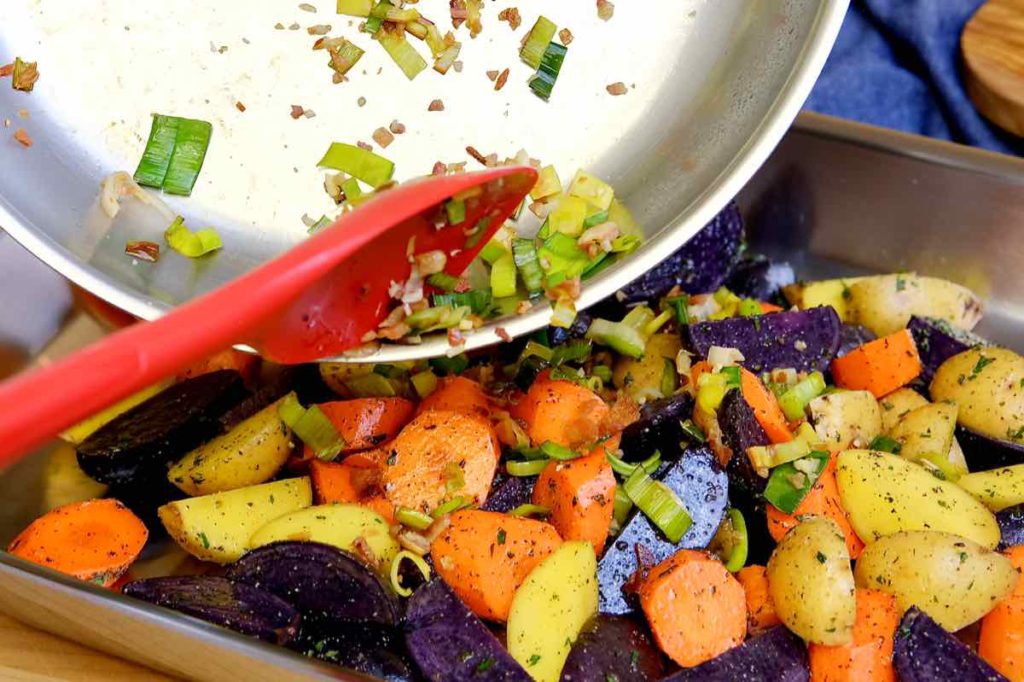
[60,380,172,445]
[249,503,399,571]
[612,333,681,403]
[854,530,1017,631]
[508,541,598,682]
[958,464,1024,511]
[782,277,865,322]
[847,274,982,337]
[168,397,294,496]
[767,515,856,645]
[159,477,312,564]
[878,388,929,433]
[888,402,961,472]
[809,390,881,449]
[931,347,1024,446]
[835,450,999,549]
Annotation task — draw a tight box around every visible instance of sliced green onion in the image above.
[623,468,692,543]
[396,507,434,530]
[680,419,706,444]
[389,550,431,597]
[540,441,578,461]
[612,485,633,530]
[427,272,460,292]
[606,450,661,478]
[507,460,548,477]
[430,354,469,376]
[378,28,427,80]
[318,142,395,188]
[446,199,467,225]
[162,118,214,196]
[164,216,223,258]
[277,394,346,461]
[529,42,567,101]
[763,451,829,513]
[344,373,397,398]
[513,238,544,294]
[432,496,472,517]
[709,508,749,572]
[868,435,902,454]
[337,0,373,16]
[586,319,646,359]
[660,358,678,397]
[778,371,826,421]
[509,504,551,518]
[644,310,674,337]
[134,115,181,189]
[479,239,507,265]
[433,290,493,316]
[520,16,557,68]
[491,253,518,299]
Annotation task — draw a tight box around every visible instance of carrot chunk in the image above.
[514,371,610,449]
[417,376,491,418]
[759,302,784,314]
[830,329,922,398]
[740,368,793,444]
[532,439,617,554]
[639,549,748,668]
[309,459,395,524]
[809,588,901,682]
[736,565,782,635]
[8,499,148,586]
[979,545,1024,680]
[431,510,562,621]
[767,455,865,559]
[176,348,259,384]
[382,410,499,513]
[302,398,414,459]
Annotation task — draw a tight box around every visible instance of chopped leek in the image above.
[918,452,962,482]
[507,459,548,477]
[747,439,812,474]
[606,450,661,478]
[530,165,562,200]
[277,394,346,461]
[429,354,469,376]
[307,215,332,234]
[591,365,613,383]
[344,373,397,398]
[318,142,394,188]
[341,176,363,203]
[549,298,577,329]
[433,290,493,315]
[410,370,438,399]
[660,358,678,397]
[134,115,180,189]
[446,199,467,225]
[665,295,690,325]
[479,239,508,264]
[539,232,590,278]
[540,441,578,461]
[738,298,763,317]
[549,341,591,366]
[582,211,610,229]
[377,29,427,80]
[612,485,633,529]
[529,42,567,101]
[512,238,544,294]
[328,40,365,76]
[720,366,742,388]
[491,253,518,299]
[164,216,223,258]
[777,371,826,421]
[337,0,373,16]
[763,451,829,513]
[405,304,470,332]
[621,306,656,332]
[567,170,615,212]
[427,272,460,292]
[586,319,646,359]
[509,504,551,518]
[163,118,214,196]
[709,508,749,572]
[867,435,902,454]
[644,309,674,337]
[549,196,588,237]
[364,1,392,33]
[520,16,557,69]
[396,507,434,530]
[623,468,692,543]
[696,372,730,413]
[432,496,471,517]
[680,419,706,444]
[389,550,431,597]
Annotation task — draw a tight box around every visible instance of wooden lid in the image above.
[962,0,1024,138]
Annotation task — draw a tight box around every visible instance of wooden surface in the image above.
[0,614,175,681]
[962,0,1024,137]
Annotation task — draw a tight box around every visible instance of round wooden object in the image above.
[962,0,1024,138]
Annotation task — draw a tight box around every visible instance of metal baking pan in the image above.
[2,112,1023,681]
[0,0,846,362]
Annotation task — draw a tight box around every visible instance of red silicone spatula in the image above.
[0,166,536,464]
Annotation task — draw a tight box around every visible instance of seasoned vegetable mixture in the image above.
[9,201,1024,682]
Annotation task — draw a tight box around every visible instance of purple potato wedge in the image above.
[290,615,416,682]
[837,324,876,358]
[559,615,667,681]
[660,626,809,681]
[619,393,695,463]
[597,448,728,614]
[122,576,300,645]
[617,202,744,304]
[908,315,988,386]
[893,607,1007,682]
[956,427,1024,471]
[724,255,795,303]
[684,307,842,373]
[482,473,536,513]
[225,541,399,626]
[77,370,248,486]
[997,503,1024,550]
[718,388,772,497]
[404,579,530,682]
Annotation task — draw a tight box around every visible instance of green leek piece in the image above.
[680,419,706,444]
[586,319,646,359]
[621,306,656,332]
[277,394,346,461]
[386,7,420,22]
[529,42,567,101]
[405,20,428,40]
[539,441,578,461]
[549,342,591,366]
[307,215,333,234]
[491,253,518,299]
[479,239,508,264]
[134,115,180,189]
[612,485,633,529]
[778,371,827,421]
[427,272,460,292]
[507,459,548,477]
[582,211,610,229]
[512,238,544,295]
[918,452,962,482]
[429,354,469,376]
[606,450,661,478]
[520,340,554,362]
[644,309,674,337]
[318,143,394,188]
[509,504,551,518]
[591,365,613,384]
[377,29,427,80]
[695,372,730,413]
[710,508,749,572]
[344,373,397,398]
[446,199,467,225]
[530,166,561,200]
[164,216,223,258]
[424,23,446,57]
[867,435,902,454]
[432,496,471,517]
[660,358,678,397]
[763,451,830,514]
[389,550,431,597]
[549,298,577,329]
[539,232,590,278]
[162,118,214,196]
[520,16,557,68]
[337,0,373,16]
[328,40,365,76]
[738,298,763,317]
[549,196,588,237]
[410,370,439,398]
[406,305,470,332]
[720,366,742,389]
[341,177,363,202]
[567,170,615,212]
[433,290,493,316]
[623,468,692,543]
[610,234,641,254]
[364,1,392,33]
[665,295,690,325]
[396,507,434,530]
[747,438,813,473]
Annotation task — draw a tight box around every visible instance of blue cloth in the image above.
[805,0,1023,156]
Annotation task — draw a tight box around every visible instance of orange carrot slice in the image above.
[831,329,922,398]
[760,302,785,314]
[432,510,562,621]
[736,565,782,635]
[514,371,610,449]
[300,398,414,460]
[639,549,747,668]
[309,459,395,524]
[176,348,259,384]
[809,588,901,682]
[382,410,499,513]
[8,498,148,587]
[417,376,491,418]
[740,368,793,444]
[979,545,1024,680]
[532,439,617,554]
[767,455,865,559]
